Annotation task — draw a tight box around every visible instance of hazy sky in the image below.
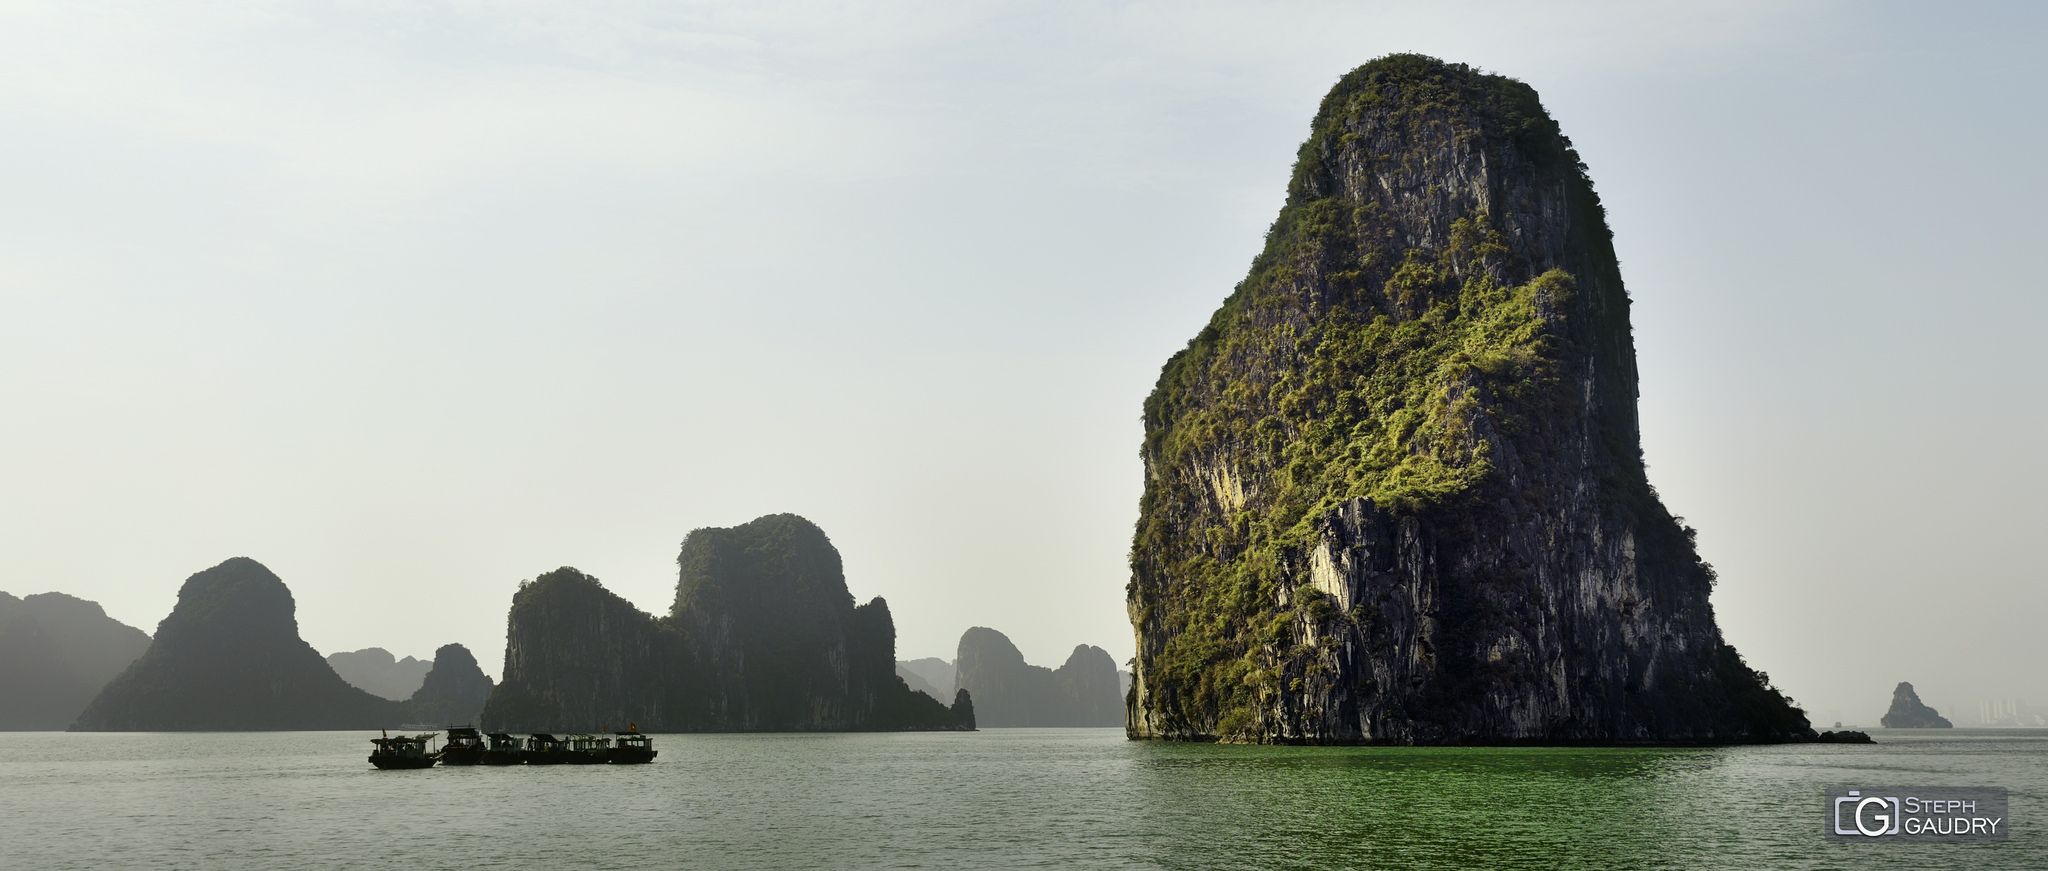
[3,1,2042,725]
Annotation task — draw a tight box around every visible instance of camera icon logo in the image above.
[1834,790,1902,836]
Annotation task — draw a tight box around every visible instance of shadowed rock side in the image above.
[954,627,1123,726]
[71,558,403,730]
[481,514,972,733]
[327,648,432,702]
[405,643,495,726]
[1127,55,1809,744]
[1879,682,1952,728]
[0,591,152,730]
[479,568,691,731]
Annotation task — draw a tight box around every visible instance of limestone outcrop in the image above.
[482,514,972,732]
[1879,682,1952,728]
[404,643,495,726]
[327,648,432,702]
[954,627,1123,727]
[0,591,151,730]
[1126,55,1809,744]
[71,558,402,730]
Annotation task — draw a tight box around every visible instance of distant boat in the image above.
[480,732,524,765]
[366,728,653,768]
[521,733,570,765]
[368,733,437,770]
[609,728,657,764]
[437,727,486,766]
[563,734,611,765]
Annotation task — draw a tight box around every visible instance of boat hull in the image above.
[438,747,485,766]
[609,748,657,764]
[368,755,436,770]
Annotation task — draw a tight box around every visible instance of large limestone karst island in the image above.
[1126,55,1810,744]
[70,558,501,731]
[481,513,973,732]
[71,558,402,730]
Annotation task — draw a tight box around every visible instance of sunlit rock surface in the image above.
[1126,55,1810,744]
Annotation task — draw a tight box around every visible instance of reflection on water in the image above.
[1130,743,1715,869]
[1,729,2042,869]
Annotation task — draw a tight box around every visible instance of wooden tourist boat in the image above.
[480,732,524,765]
[563,734,612,765]
[608,729,657,764]
[368,733,437,770]
[521,733,571,765]
[437,727,486,766]
[366,727,654,768]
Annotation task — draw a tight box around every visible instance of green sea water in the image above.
[2,728,2041,869]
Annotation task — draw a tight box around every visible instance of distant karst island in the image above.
[889,628,1126,727]
[1880,682,1953,729]
[0,591,151,730]
[57,516,978,734]
[328,647,434,701]
[951,627,1123,727]
[68,557,494,731]
[481,513,973,733]
[1124,54,1812,745]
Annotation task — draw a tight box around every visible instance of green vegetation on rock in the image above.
[1128,55,1807,744]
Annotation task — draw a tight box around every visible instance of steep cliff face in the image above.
[954,627,1123,726]
[1127,55,1808,744]
[670,514,872,730]
[0,591,152,730]
[327,648,432,701]
[405,643,495,726]
[481,567,694,731]
[1057,645,1126,726]
[72,558,401,730]
[482,515,970,732]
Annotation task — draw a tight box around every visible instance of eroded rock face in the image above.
[1126,55,1809,744]
[480,567,690,732]
[1879,682,1952,729]
[954,627,1123,727]
[481,514,970,732]
[71,558,401,731]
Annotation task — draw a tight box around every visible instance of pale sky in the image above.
[2,1,2042,727]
